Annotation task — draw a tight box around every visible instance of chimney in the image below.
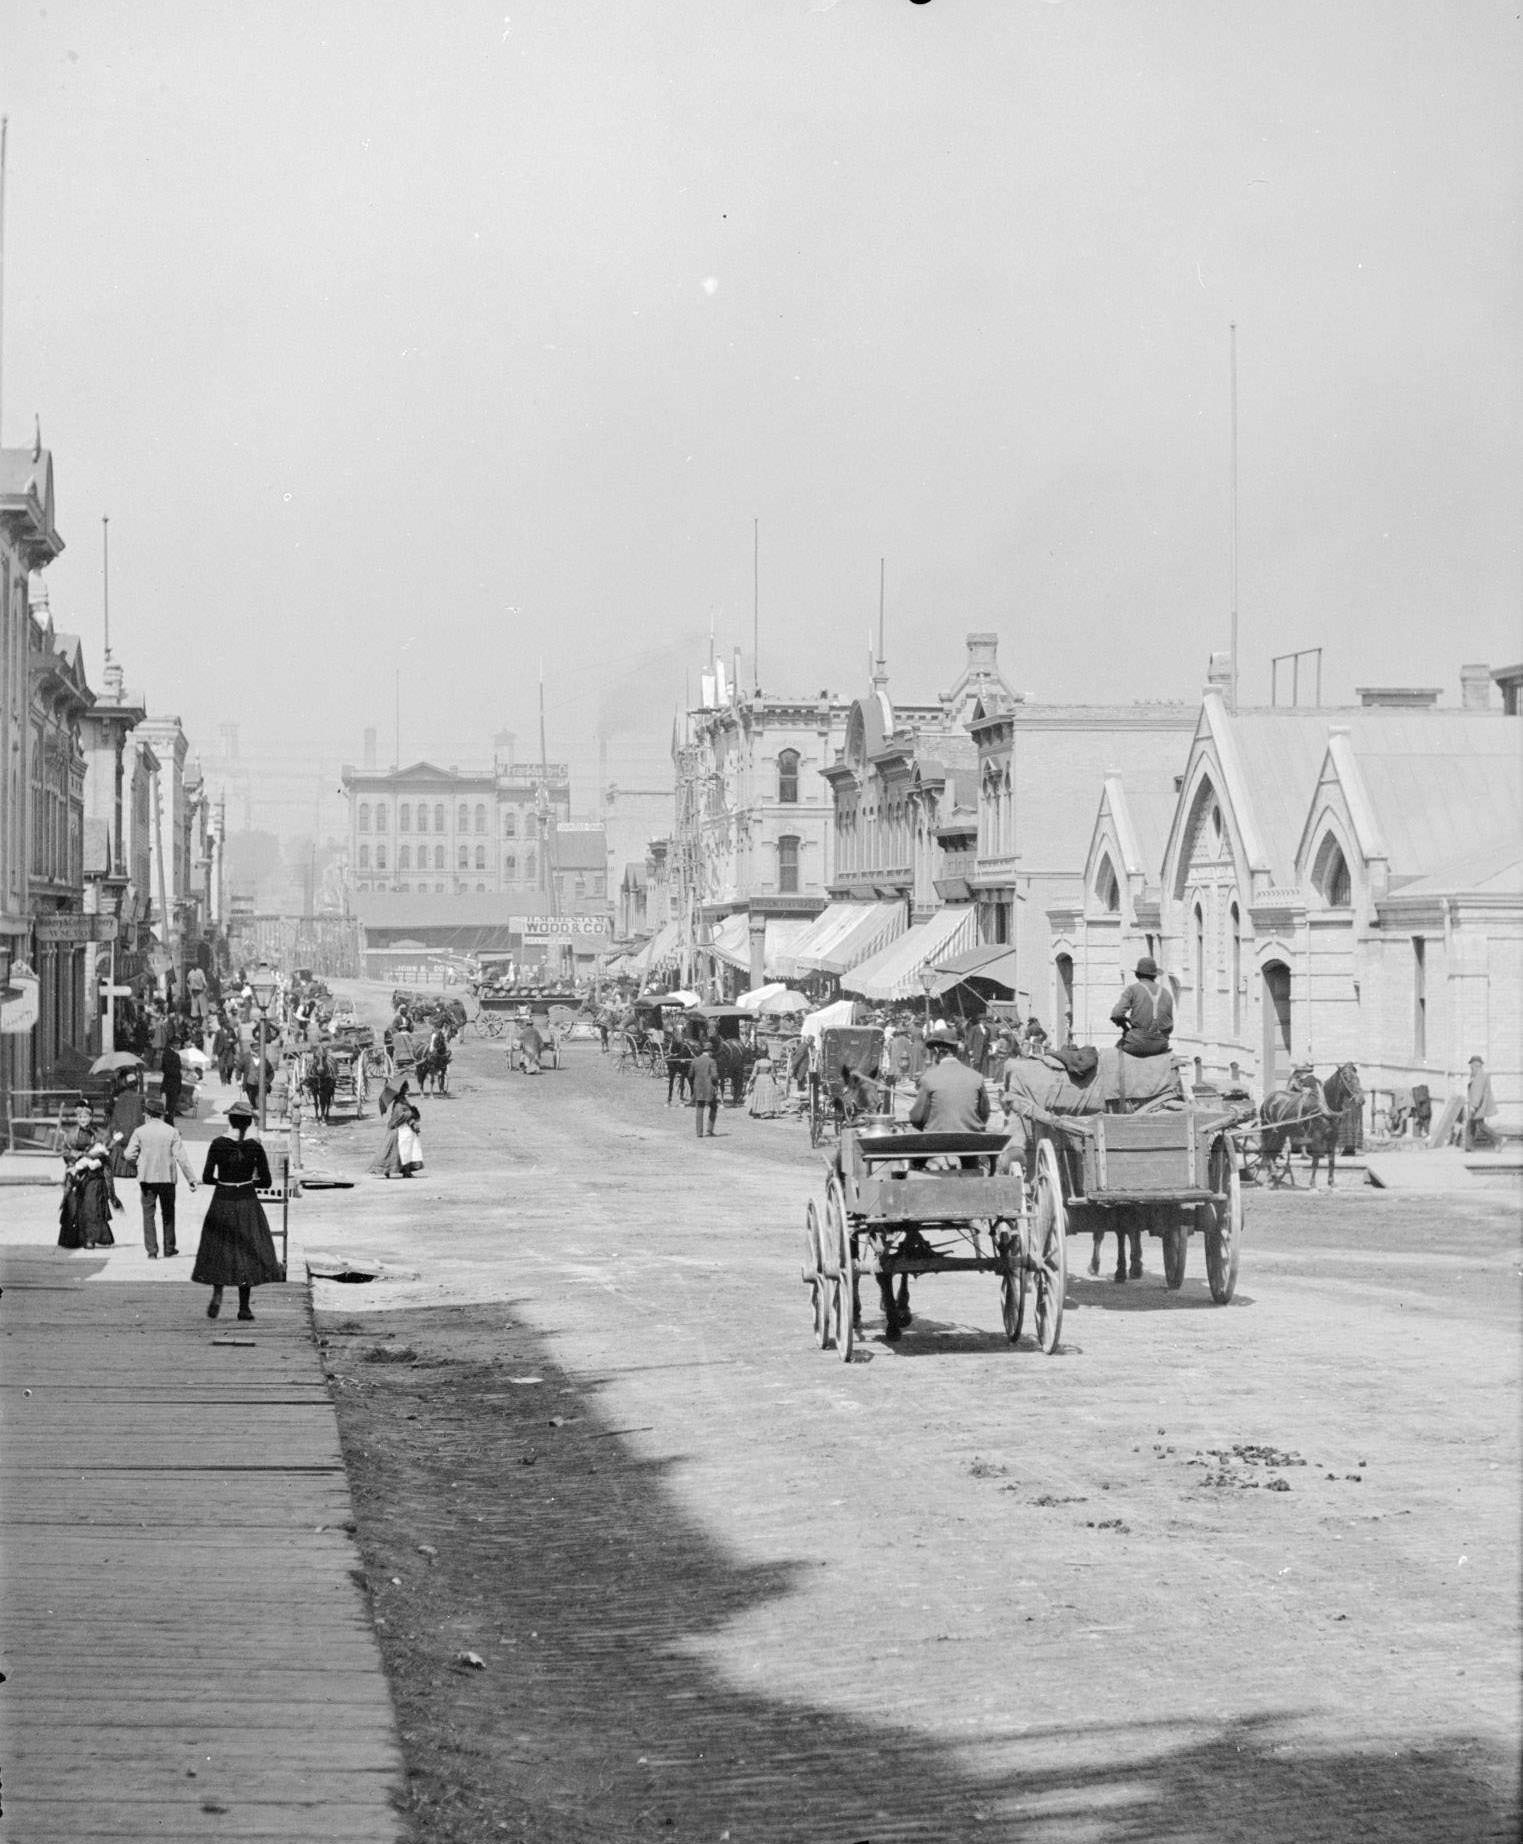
[1356,687,1441,709]
[1460,664,1493,711]
[363,727,377,769]
[965,632,999,675]
[1206,651,1233,691]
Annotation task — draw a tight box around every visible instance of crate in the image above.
[1082,1111,1204,1197]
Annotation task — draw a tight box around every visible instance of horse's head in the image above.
[1326,1062,1363,1110]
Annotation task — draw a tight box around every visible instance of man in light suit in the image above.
[123,1096,198,1259]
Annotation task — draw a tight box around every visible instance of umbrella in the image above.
[648,989,700,1008]
[90,1051,143,1075]
[756,989,811,1016]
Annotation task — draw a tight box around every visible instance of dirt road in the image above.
[307,990,1520,1841]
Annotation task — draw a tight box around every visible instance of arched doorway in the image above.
[1262,961,1292,1093]
[1055,953,1074,1045]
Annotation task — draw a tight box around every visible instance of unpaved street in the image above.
[306,989,1520,1841]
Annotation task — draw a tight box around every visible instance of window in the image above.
[476,882,486,893]
[575,876,586,899]
[399,803,411,832]
[376,844,387,870]
[358,844,370,870]
[504,811,517,838]
[1229,902,1242,1037]
[375,804,388,832]
[434,802,445,830]
[434,844,445,870]
[416,805,428,834]
[1313,833,1352,907]
[475,803,487,834]
[1096,855,1120,914]
[778,748,800,803]
[399,845,411,870]
[457,803,469,830]
[435,882,445,893]
[506,853,517,877]
[1413,938,1427,1059]
[778,834,800,895]
[458,844,469,869]
[475,844,486,869]
[1193,902,1206,1031]
[358,803,371,833]
[525,849,537,882]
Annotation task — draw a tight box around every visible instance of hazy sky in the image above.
[5,1,1519,831]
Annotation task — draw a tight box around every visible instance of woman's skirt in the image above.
[191,1189,282,1286]
[748,1070,783,1118]
[369,1127,403,1177]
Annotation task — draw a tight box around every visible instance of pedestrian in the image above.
[690,1040,720,1138]
[392,1019,419,1081]
[369,1081,421,1178]
[160,1039,184,1122]
[108,1071,147,1177]
[192,1099,281,1321]
[664,1028,693,1106]
[122,1094,198,1259]
[518,1019,544,1075]
[58,1113,121,1249]
[186,962,208,1030]
[241,1046,275,1118]
[1464,1056,1499,1150]
[747,1045,783,1117]
[214,1015,238,1085]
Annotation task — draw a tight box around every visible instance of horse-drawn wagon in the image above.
[807,1024,885,1147]
[802,1124,1064,1360]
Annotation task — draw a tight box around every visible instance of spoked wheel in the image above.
[998,1219,1028,1345]
[821,1172,855,1361]
[1203,1136,1242,1304]
[803,1199,829,1347]
[1032,1139,1068,1354]
[1162,1215,1188,1290]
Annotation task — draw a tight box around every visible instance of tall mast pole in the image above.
[1229,322,1239,712]
[878,556,886,666]
[101,516,111,659]
[752,516,759,695]
[538,660,557,918]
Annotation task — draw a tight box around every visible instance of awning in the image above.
[780,901,905,978]
[626,919,681,977]
[932,941,1021,993]
[842,906,979,1001]
[707,914,816,976]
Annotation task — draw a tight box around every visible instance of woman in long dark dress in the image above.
[368,1082,420,1178]
[192,1098,282,1321]
[57,1107,120,1249]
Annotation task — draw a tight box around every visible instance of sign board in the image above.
[512,914,609,937]
[0,974,40,1036]
[34,914,118,944]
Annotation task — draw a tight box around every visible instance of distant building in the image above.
[672,659,850,993]
[1053,672,1523,1117]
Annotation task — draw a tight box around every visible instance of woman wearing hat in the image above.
[191,1098,282,1321]
[1110,957,1174,1058]
[57,1105,120,1250]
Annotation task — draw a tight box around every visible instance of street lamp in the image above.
[918,965,937,1027]
[247,963,280,1134]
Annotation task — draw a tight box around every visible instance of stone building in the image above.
[671,663,850,993]
[1052,672,1523,1116]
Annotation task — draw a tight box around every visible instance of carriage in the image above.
[807,1024,885,1148]
[801,1125,1064,1361]
[1015,1102,1246,1303]
[326,1043,366,1120]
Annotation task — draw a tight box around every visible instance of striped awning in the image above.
[782,901,905,979]
[707,914,816,975]
[841,906,979,1001]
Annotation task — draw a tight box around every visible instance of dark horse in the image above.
[1259,1062,1363,1188]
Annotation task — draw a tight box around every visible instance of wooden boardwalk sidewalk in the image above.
[0,1246,406,1841]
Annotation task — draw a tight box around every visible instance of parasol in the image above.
[90,1051,144,1075]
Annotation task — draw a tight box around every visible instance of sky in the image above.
[4,0,1520,838]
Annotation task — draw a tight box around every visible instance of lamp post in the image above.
[919,966,937,1028]
[248,963,279,1134]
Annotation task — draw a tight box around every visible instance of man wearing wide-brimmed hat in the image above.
[1110,956,1174,1058]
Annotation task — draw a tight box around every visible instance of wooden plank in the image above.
[861,1175,1025,1221]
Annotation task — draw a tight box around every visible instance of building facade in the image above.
[1053,674,1523,1116]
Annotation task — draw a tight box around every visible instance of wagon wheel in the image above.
[1202,1136,1243,1304]
[802,1199,830,1348]
[1162,1211,1188,1290]
[821,1172,855,1361]
[1032,1138,1067,1354]
[998,1220,1028,1345]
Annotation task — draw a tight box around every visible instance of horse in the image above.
[1258,1062,1362,1188]
[416,1034,452,1095]
[711,1037,751,1107]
